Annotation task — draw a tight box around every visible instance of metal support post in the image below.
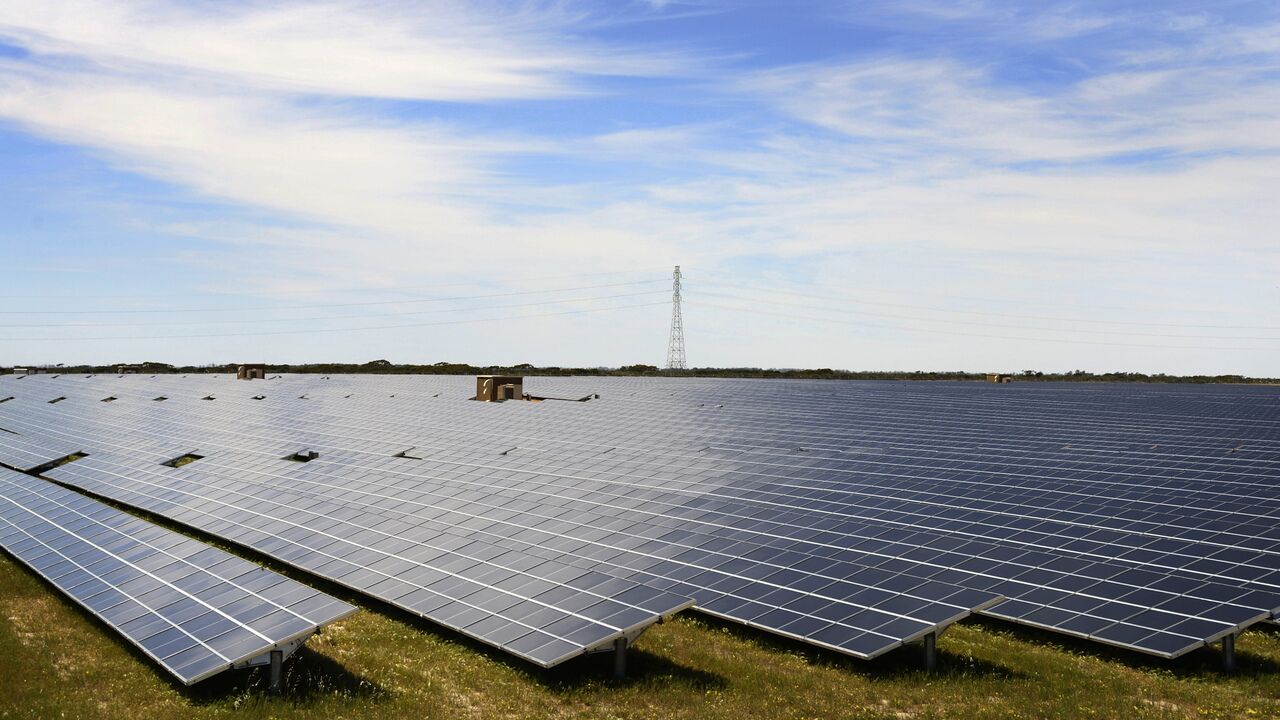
[1222,633,1236,672]
[268,649,284,694]
[922,632,937,671]
[613,636,628,680]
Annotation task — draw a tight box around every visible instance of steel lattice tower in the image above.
[665,265,687,370]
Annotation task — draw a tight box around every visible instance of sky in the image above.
[0,0,1277,374]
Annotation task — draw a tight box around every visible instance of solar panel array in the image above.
[0,465,356,684]
[0,377,999,665]
[1,373,1278,665]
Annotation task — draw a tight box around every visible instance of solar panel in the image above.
[44,444,996,660]
[38,447,697,666]
[2,373,1278,664]
[0,429,87,472]
[0,395,703,668]
[0,465,357,684]
[0,383,1000,663]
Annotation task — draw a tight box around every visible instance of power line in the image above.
[695,280,1280,331]
[0,301,670,342]
[0,290,670,328]
[693,301,1275,351]
[0,265,679,300]
[0,279,668,315]
[696,289,1280,342]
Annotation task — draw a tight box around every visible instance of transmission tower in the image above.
[666,265,687,370]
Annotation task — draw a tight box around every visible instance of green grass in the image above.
[2,555,1279,720]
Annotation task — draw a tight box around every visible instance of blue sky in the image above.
[0,1,1277,374]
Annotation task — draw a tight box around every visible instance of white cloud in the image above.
[0,0,724,295]
[745,57,1280,166]
[848,1,1120,40]
[0,1,687,101]
[0,1,1276,373]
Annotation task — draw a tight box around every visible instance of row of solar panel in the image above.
[5,376,1274,609]
[0,380,1276,662]
[66,375,1268,496]
[0,394,1003,663]
[0,466,356,684]
[38,444,979,661]
[7,379,1269,507]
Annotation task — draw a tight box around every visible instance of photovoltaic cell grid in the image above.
[0,465,356,684]
[0,420,986,662]
[0,430,87,472]
[39,448,698,665]
[45,442,996,659]
[0,407,703,665]
[2,374,1279,661]
[0,379,1264,661]
[0,384,1001,662]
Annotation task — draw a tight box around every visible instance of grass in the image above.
[2,554,1279,720]
[160,453,202,468]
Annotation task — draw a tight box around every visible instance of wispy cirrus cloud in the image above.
[0,1,691,101]
[0,1,1277,372]
[0,1,706,287]
[744,57,1280,166]
[846,0,1122,40]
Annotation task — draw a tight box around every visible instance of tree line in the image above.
[6,360,1276,384]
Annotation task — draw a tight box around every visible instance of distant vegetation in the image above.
[5,360,1276,384]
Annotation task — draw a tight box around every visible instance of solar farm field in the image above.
[1,373,1279,719]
